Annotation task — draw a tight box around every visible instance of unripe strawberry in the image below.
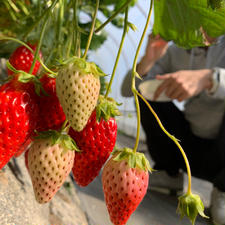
[28,130,78,204]
[102,148,151,225]
[56,57,105,131]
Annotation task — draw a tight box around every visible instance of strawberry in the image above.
[69,96,119,186]
[0,77,38,169]
[28,130,78,204]
[56,57,105,131]
[102,148,151,225]
[36,75,66,132]
[8,44,42,76]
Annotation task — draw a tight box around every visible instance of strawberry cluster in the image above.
[0,44,150,225]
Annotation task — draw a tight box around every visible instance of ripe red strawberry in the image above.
[69,96,119,186]
[28,130,77,203]
[56,57,105,131]
[0,77,38,169]
[102,148,151,225]
[8,44,42,76]
[36,75,66,132]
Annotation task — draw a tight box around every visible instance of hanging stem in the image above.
[95,0,133,33]
[23,0,58,39]
[82,0,99,59]
[105,7,129,98]
[136,91,192,193]
[131,0,153,153]
[73,0,79,57]
[29,12,49,74]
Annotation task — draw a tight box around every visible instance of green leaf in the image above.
[153,0,225,48]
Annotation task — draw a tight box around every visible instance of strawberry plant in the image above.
[0,0,223,224]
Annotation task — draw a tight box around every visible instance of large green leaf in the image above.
[153,0,225,48]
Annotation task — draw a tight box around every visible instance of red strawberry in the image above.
[102,148,151,225]
[8,44,42,76]
[0,77,38,169]
[28,130,77,203]
[69,96,119,186]
[36,75,66,132]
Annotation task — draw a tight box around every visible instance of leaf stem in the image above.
[95,0,133,33]
[105,7,128,98]
[82,0,99,59]
[132,0,153,153]
[73,0,79,57]
[136,91,192,194]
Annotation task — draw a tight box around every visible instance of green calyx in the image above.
[6,60,48,96]
[112,147,152,172]
[61,56,106,78]
[35,130,80,152]
[177,192,209,225]
[96,95,121,122]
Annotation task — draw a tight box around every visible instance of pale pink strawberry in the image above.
[28,130,77,203]
[102,148,151,225]
[56,57,105,131]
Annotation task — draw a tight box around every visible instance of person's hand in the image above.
[137,34,168,76]
[153,69,213,102]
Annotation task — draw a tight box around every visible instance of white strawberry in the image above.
[28,130,78,204]
[56,57,105,131]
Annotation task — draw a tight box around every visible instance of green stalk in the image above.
[82,0,99,59]
[23,0,58,39]
[136,91,192,193]
[95,0,133,33]
[131,0,153,153]
[105,7,129,98]
[29,13,49,74]
[73,0,79,57]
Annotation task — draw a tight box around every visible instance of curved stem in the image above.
[95,0,133,33]
[29,12,49,74]
[82,0,99,59]
[131,0,153,153]
[105,7,128,98]
[136,91,192,194]
[0,37,57,76]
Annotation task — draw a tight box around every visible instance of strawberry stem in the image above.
[73,0,80,57]
[95,0,133,33]
[131,0,153,153]
[82,0,99,59]
[29,8,50,74]
[23,0,58,39]
[105,7,129,98]
[136,91,192,194]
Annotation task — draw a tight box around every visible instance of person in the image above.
[121,33,225,225]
